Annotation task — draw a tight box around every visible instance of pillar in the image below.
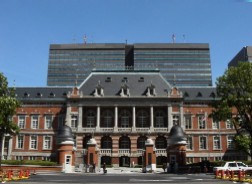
[144,138,156,172]
[150,106,154,132]
[58,140,75,173]
[77,105,83,131]
[114,106,118,132]
[132,106,136,132]
[65,104,71,127]
[96,106,100,131]
[168,105,172,132]
[7,136,13,160]
[180,104,185,129]
[87,139,99,170]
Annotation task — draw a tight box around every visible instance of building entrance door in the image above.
[64,155,72,173]
[120,156,130,167]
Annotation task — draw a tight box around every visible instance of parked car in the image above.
[213,161,252,172]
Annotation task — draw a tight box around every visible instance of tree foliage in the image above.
[212,62,252,158]
[0,72,20,138]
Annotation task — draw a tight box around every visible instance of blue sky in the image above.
[1,0,252,87]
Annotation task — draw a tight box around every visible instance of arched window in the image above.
[84,110,96,127]
[101,110,113,127]
[137,136,147,149]
[155,136,167,149]
[119,136,130,149]
[136,110,149,127]
[101,136,112,149]
[119,109,131,128]
[154,110,165,127]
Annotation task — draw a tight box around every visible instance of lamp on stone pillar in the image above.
[144,136,156,173]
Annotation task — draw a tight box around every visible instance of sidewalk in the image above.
[86,167,164,174]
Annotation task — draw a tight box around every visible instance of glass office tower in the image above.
[134,43,212,87]
[47,44,126,86]
[47,43,212,87]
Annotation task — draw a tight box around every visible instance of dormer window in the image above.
[24,92,30,98]
[49,92,55,98]
[138,77,144,82]
[122,77,128,83]
[37,92,42,97]
[210,92,216,98]
[94,81,104,97]
[146,83,156,97]
[184,92,189,98]
[105,77,112,82]
[196,92,202,97]
[120,83,130,97]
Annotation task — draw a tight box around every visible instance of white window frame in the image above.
[16,135,24,149]
[43,135,52,150]
[29,156,36,160]
[212,121,219,129]
[226,119,233,129]
[213,136,221,150]
[31,115,39,129]
[199,136,207,150]
[187,136,193,150]
[44,115,53,129]
[172,114,179,125]
[15,156,23,160]
[30,135,38,150]
[227,136,234,149]
[185,115,192,129]
[71,115,78,128]
[198,115,206,129]
[18,115,26,129]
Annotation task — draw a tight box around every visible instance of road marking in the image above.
[130,179,173,182]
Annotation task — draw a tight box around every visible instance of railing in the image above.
[136,149,144,156]
[118,149,131,156]
[154,128,168,132]
[99,149,112,156]
[118,128,132,132]
[135,128,150,132]
[82,128,96,132]
[100,128,114,132]
[155,149,167,156]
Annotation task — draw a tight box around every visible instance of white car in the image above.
[213,161,252,172]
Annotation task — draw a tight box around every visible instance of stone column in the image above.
[150,106,154,132]
[77,105,83,131]
[65,104,71,127]
[7,136,12,160]
[96,106,100,131]
[1,136,5,160]
[180,103,185,129]
[168,105,172,132]
[132,106,136,132]
[114,106,118,132]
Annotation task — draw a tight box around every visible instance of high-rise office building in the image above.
[47,43,212,87]
[228,46,252,67]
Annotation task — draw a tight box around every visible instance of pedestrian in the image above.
[103,162,106,174]
[93,162,96,173]
[162,162,166,172]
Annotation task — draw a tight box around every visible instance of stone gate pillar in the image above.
[87,138,99,171]
[144,138,156,172]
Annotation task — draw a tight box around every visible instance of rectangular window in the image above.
[199,136,207,150]
[43,136,52,150]
[71,115,78,128]
[227,136,234,149]
[186,157,193,164]
[172,114,179,125]
[42,156,51,161]
[30,135,38,150]
[187,137,193,150]
[214,157,222,161]
[45,115,53,129]
[17,135,24,149]
[15,156,23,160]
[31,115,39,129]
[29,156,37,160]
[18,115,26,129]
[200,157,208,162]
[212,121,219,129]
[198,115,206,129]
[226,119,233,129]
[185,115,192,129]
[213,136,221,150]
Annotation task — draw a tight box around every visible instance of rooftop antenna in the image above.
[84,34,87,44]
[173,74,176,86]
[125,39,128,45]
[183,34,186,43]
[172,34,176,43]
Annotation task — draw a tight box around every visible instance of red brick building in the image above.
[2,70,246,170]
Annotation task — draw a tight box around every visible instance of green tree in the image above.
[212,62,252,158]
[0,73,20,166]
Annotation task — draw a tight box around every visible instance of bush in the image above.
[1,160,58,166]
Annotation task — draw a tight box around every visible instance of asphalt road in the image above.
[6,172,236,184]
